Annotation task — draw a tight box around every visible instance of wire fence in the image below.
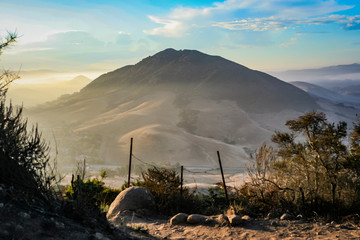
[130,150,248,193]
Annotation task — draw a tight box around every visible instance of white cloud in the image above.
[280,38,297,47]
[118,31,131,35]
[144,0,356,37]
[143,15,185,37]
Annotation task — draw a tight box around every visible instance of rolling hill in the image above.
[28,49,320,168]
[7,75,92,106]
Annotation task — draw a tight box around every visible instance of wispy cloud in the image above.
[214,15,360,31]
[144,0,357,37]
[214,17,293,31]
[4,47,53,55]
[143,16,185,37]
[280,38,297,47]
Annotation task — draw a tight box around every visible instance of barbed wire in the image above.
[131,154,159,168]
[131,152,246,183]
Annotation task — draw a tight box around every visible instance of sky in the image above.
[1,0,360,80]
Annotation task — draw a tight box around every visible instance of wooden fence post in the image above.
[127,137,133,188]
[217,151,229,205]
[180,165,184,210]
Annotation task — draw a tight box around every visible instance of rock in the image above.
[205,218,217,226]
[18,212,31,219]
[241,215,252,221]
[217,214,229,226]
[228,215,244,226]
[280,213,293,220]
[93,232,110,240]
[170,213,189,225]
[106,187,155,220]
[0,185,6,199]
[14,224,24,236]
[187,214,207,224]
[267,210,281,219]
[55,221,65,229]
[0,230,9,239]
[41,218,56,230]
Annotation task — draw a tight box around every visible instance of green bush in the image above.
[64,171,120,211]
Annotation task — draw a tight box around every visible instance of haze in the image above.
[1,0,360,80]
[1,1,360,187]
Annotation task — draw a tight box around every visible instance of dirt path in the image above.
[113,214,360,240]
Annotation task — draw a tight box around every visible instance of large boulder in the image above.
[228,215,244,226]
[187,214,207,224]
[106,187,155,220]
[170,213,189,225]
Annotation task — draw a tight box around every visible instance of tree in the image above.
[272,112,348,208]
[0,32,19,97]
[0,32,57,201]
[242,111,360,216]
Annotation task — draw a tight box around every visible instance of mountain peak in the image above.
[138,48,211,66]
[82,48,317,113]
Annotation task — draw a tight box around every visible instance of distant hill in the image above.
[290,81,360,108]
[29,49,320,167]
[279,63,360,78]
[271,63,360,89]
[333,84,360,97]
[7,75,92,106]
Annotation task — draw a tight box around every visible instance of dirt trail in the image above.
[114,214,360,240]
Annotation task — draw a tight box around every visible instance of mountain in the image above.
[333,84,360,97]
[7,75,92,106]
[29,49,319,168]
[80,49,317,113]
[279,63,360,77]
[273,63,360,83]
[290,81,360,108]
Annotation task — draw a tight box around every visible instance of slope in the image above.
[28,49,319,167]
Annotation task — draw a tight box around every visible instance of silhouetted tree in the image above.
[0,32,57,201]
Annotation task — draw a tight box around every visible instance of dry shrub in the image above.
[238,112,360,218]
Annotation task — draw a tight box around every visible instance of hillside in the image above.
[28,49,319,167]
[7,75,92,106]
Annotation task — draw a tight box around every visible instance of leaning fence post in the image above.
[127,137,133,188]
[180,165,184,210]
[217,151,229,205]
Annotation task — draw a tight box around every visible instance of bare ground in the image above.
[114,214,360,240]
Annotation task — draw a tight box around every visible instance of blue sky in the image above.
[1,0,360,76]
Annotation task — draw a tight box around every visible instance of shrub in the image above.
[241,112,360,218]
[139,167,197,215]
[64,171,120,211]
[0,32,57,202]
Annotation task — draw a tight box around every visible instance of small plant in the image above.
[133,224,149,234]
[64,170,120,211]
